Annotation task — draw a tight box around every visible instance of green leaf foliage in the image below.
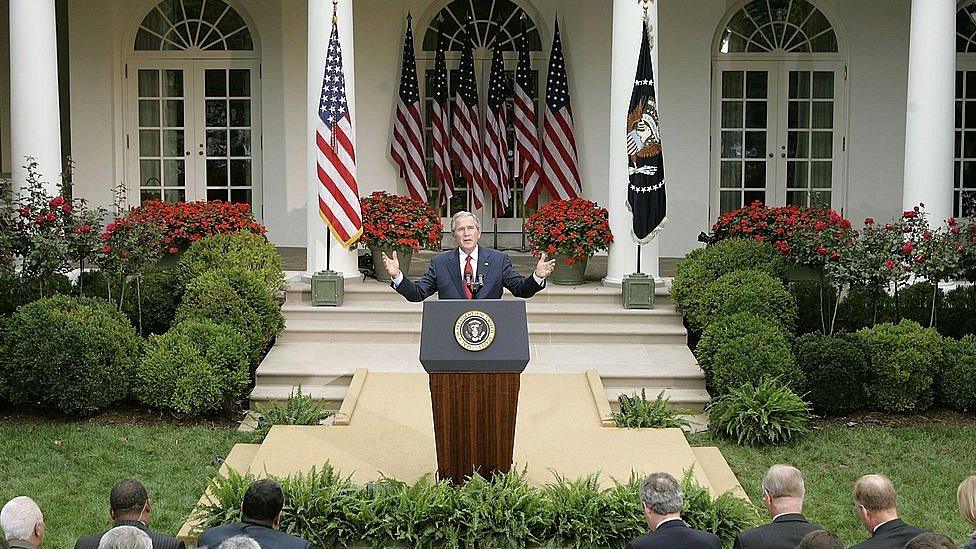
[693,270,798,333]
[794,333,869,415]
[0,295,140,415]
[174,270,266,365]
[179,232,285,299]
[938,335,976,412]
[253,384,335,440]
[707,378,811,446]
[856,320,944,413]
[612,389,692,429]
[679,470,761,548]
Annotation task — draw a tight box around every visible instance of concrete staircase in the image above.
[251,277,709,412]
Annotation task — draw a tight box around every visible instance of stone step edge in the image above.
[280,322,687,333]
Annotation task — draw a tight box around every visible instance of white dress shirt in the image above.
[391,245,544,287]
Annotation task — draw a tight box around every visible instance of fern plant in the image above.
[253,384,335,440]
[707,378,811,446]
[612,389,692,430]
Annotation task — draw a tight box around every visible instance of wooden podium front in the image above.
[420,301,529,485]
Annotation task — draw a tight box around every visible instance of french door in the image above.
[711,60,846,217]
[126,59,262,215]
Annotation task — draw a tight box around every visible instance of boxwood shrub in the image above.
[695,313,791,378]
[179,232,285,300]
[835,285,896,333]
[0,295,140,415]
[212,267,284,345]
[692,270,797,332]
[856,320,944,413]
[135,320,250,416]
[793,332,868,415]
[174,270,266,364]
[938,335,976,412]
[711,332,804,396]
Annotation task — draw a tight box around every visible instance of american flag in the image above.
[450,26,486,210]
[316,9,362,247]
[514,18,542,207]
[482,47,511,214]
[390,14,427,202]
[430,22,453,205]
[540,19,582,200]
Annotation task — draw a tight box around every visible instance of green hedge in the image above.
[179,232,285,300]
[693,270,797,333]
[856,320,944,413]
[212,268,284,346]
[938,335,976,412]
[695,313,800,395]
[834,286,896,333]
[174,270,266,364]
[194,466,758,549]
[0,295,140,415]
[794,333,869,415]
[135,320,250,416]
[940,285,976,339]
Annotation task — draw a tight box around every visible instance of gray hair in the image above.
[451,211,481,231]
[639,472,684,514]
[97,525,152,549]
[218,536,262,549]
[762,464,805,499]
[0,496,43,542]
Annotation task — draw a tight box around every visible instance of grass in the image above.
[689,426,976,546]
[0,423,244,547]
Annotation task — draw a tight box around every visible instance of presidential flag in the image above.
[429,20,453,205]
[540,19,581,201]
[316,7,362,247]
[390,14,427,202]
[626,17,667,242]
[483,47,511,214]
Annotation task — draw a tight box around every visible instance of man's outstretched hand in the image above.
[381,251,400,279]
[534,252,556,279]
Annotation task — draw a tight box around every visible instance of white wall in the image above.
[0,0,10,175]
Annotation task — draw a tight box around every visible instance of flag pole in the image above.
[326,0,339,272]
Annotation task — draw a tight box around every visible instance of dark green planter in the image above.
[550,255,587,286]
[370,247,411,283]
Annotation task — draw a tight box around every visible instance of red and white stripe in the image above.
[514,82,542,206]
[540,103,582,201]
[451,98,486,210]
[483,108,510,211]
[391,97,427,201]
[316,113,362,246]
[431,100,453,205]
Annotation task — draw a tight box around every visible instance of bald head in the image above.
[854,474,897,512]
[0,496,44,546]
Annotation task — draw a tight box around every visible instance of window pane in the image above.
[163,100,183,127]
[229,100,251,126]
[744,190,765,205]
[135,29,162,51]
[207,130,228,156]
[206,70,226,97]
[746,71,768,99]
[787,190,808,206]
[811,190,831,207]
[229,70,250,97]
[720,190,742,213]
[812,72,834,99]
[722,71,743,99]
[139,100,160,127]
[140,160,161,186]
[164,188,186,203]
[230,160,252,186]
[163,159,185,187]
[721,102,743,128]
[789,101,810,129]
[788,132,809,159]
[140,188,161,203]
[230,189,252,204]
[721,161,742,189]
[208,188,229,201]
[964,131,976,158]
[206,100,228,127]
[230,129,251,156]
[794,71,811,99]
[722,131,743,158]
[744,131,766,158]
[811,161,832,188]
[957,101,964,128]
[162,70,183,97]
[138,70,159,97]
[957,131,963,158]
[965,161,976,188]
[207,159,228,187]
[744,160,765,188]
[966,102,976,129]
[162,130,184,157]
[139,130,160,157]
[745,101,767,128]
[812,102,833,129]
[788,161,809,189]
[811,132,833,158]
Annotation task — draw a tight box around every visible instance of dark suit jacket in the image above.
[74,519,185,549]
[393,246,544,301]
[733,513,821,549]
[850,518,927,549]
[197,521,311,549]
[626,518,723,549]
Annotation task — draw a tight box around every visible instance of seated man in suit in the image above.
[0,496,44,549]
[382,211,556,301]
[96,526,152,549]
[75,479,184,549]
[734,464,821,549]
[627,472,722,549]
[196,479,310,549]
[851,474,926,549]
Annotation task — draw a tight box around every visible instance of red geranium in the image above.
[358,191,443,252]
[524,198,613,264]
[125,199,266,254]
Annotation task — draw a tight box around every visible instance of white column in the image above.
[9,0,61,194]
[307,0,359,277]
[605,0,660,285]
[903,0,955,225]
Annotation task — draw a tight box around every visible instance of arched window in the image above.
[711,0,846,216]
[134,0,253,52]
[421,0,541,52]
[955,1,976,217]
[718,0,838,54]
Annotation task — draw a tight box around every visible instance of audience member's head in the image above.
[904,533,958,549]
[639,472,684,529]
[241,479,284,528]
[796,529,845,549]
[761,464,806,516]
[96,525,152,549]
[109,479,151,523]
[0,496,45,547]
[218,535,261,549]
[957,475,976,536]
[853,474,898,532]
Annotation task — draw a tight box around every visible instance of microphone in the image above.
[464,271,473,293]
[475,273,484,290]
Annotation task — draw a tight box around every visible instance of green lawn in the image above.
[689,427,976,546]
[0,423,244,547]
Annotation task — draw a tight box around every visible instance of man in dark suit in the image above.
[74,479,184,549]
[196,479,310,549]
[851,474,926,549]
[626,472,722,549]
[734,464,821,549]
[382,210,555,301]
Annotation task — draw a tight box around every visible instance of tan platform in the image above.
[182,370,743,545]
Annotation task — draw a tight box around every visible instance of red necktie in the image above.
[463,255,474,299]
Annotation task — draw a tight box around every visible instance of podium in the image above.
[420,300,529,484]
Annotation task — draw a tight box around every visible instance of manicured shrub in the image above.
[695,313,794,389]
[692,270,797,332]
[123,267,184,335]
[179,232,285,300]
[612,389,691,429]
[174,271,265,364]
[707,378,811,446]
[895,282,941,328]
[789,281,839,335]
[940,285,976,339]
[135,320,250,416]
[671,257,712,323]
[696,238,790,280]
[711,333,804,396]
[938,335,976,412]
[0,295,140,415]
[856,320,944,413]
[794,333,869,415]
[0,272,71,316]
[212,268,284,346]
[835,285,896,333]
